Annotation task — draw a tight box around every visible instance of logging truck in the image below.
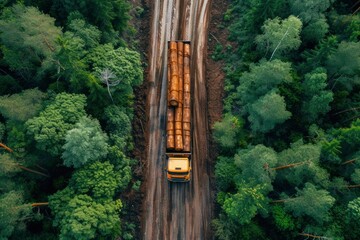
[165,41,192,182]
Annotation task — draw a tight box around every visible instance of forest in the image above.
[0,0,359,239]
[211,0,360,239]
[0,0,143,239]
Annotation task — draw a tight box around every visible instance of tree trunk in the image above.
[31,202,49,207]
[271,198,295,203]
[17,164,50,177]
[341,158,357,165]
[0,142,13,152]
[298,233,325,239]
[271,161,307,171]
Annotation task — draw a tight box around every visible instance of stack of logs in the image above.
[166,41,191,152]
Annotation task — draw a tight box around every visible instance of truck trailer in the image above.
[165,41,192,182]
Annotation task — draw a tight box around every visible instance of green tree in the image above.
[49,188,122,240]
[26,93,86,156]
[0,191,32,239]
[276,141,329,188]
[236,60,292,109]
[326,41,360,91]
[213,114,243,150]
[271,205,296,231]
[345,197,360,238]
[62,116,108,168]
[215,156,238,191]
[86,44,143,88]
[289,0,332,43]
[103,105,132,137]
[70,161,123,199]
[283,182,335,224]
[235,145,278,192]
[0,89,46,122]
[50,0,131,44]
[0,4,62,82]
[300,36,338,72]
[221,183,268,225]
[67,18,101,49]
[301,17,329,43]
[0,154,20,176]
[0,75,21,95]
[248,91,292,133]
[0,123,4,141]
[301,68,333,123]
[255,15,302,60]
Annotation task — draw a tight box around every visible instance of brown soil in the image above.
[124,0,150,239]
[206,0,230,236]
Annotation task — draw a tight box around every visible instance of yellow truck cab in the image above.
[166,153,191,182]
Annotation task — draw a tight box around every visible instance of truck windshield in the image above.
[168,171,188,175]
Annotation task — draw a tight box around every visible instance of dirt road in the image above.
[142,0,212,239]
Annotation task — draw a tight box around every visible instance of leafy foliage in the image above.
[235,145,277,192]
[284,183,335,224]
[0,1,140,239]
[301,68,333,123]
[214,1,360,238]
[248,91,291,133]
[0,4,62,82]
[0,191,32,239]
[0,89,46,122]
[70,161,119,200]
[213,114,243,149]
[62,116,108,168]
[255,15,302,60]
[26,93,86,156]
[49,190,122,240]
[86,44,143,87]
[215,156,238,191]
[50,0,131,44]
[221,183,268,225]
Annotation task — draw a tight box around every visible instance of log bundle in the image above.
[166,41,191,152]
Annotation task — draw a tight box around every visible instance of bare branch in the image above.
[99,68,120,103]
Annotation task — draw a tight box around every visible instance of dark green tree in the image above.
[0,4,62,82]
[103,105,132,137]
[327,41,360,91]
[235,144,278,192]
[276,140,329,188]
[248,91,291,133]
[236,60,292,109]
[289,0,332,43]
[282,182,335,224]
[50,0,131,44]
[345,197,360,238]
[0,191,32,239]
[301,68,333,123]
[215,156,238,191]
[67,18,101,49]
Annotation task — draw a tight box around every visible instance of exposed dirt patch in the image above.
[206,0,230,233]
[123,0,151,239]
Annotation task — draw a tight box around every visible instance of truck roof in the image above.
[167,157,190,172]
